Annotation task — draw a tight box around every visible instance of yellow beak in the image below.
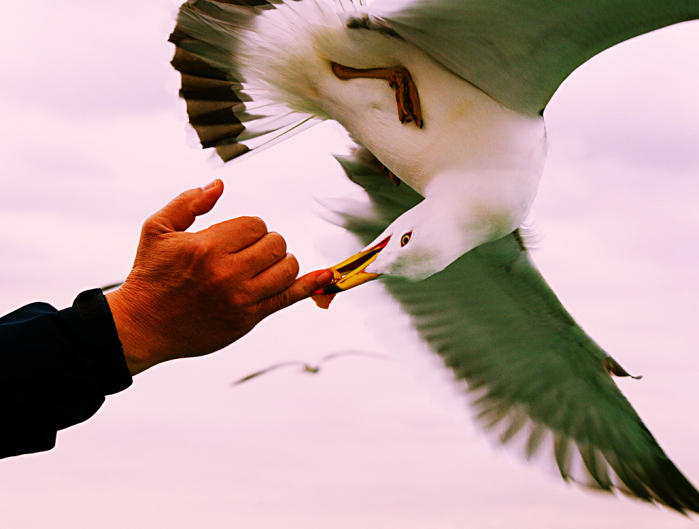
[312,236,390,295]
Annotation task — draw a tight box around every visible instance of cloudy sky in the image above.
[1,1,698,528]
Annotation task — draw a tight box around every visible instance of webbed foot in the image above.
[331,62,423,128]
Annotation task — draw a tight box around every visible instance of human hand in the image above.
[106,180,333,375]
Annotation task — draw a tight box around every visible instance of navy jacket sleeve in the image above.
[0,289,132,458]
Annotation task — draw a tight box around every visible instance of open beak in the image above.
[312,236,390,295]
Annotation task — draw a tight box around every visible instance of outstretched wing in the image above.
[169,0,322,162]
[232,360,308,386]
[368,0,699,115]
[323,147,699,513]
[320,350,390,363]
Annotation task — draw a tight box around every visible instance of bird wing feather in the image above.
[170,0,699,156]
[170,0,322,161]
[324,146,699,513]
[368,0,699,114]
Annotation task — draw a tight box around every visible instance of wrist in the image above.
[105,287,160,376]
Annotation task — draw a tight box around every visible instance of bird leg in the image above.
[331,62,423,128]
[381,163,401,186]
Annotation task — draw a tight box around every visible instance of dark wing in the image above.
[232,361,307,386]
[322,147,699,514]
[368,0,699,115]
[320,350,390,363]
[169,0,320,162]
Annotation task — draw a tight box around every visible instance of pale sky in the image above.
[1,2,698,528]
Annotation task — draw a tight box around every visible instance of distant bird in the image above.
[169,0,699,514]
[232,351,389,386]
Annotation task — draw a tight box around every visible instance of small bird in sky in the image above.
[169,0,699,514]
[232,351,389,386]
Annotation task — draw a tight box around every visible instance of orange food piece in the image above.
[312,293,337,309]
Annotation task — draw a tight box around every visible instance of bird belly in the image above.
[240,0,546,223]
[309,24,547,204]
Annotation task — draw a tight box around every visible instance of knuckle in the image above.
[178,188,199,202]
[176,237,221,287]
[168,189,199,214]
[230,284,255,307]
[286,253,299,272]
[207,264,229,291]
[141,213,161,236]
[265,259,298,294]
[280,255,299,283]
[270,289,293,314]
[265,232,287,261]
[190,237,214,263]
[237,216,268,238]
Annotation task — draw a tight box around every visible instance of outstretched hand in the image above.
[106,180,333,375]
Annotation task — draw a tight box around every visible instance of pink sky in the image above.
[1,1,698,527]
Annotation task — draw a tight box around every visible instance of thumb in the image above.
[148,179,224,234]
[262,269,334,315]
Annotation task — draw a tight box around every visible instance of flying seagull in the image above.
[169,0,699,295]
[168,0,699,514]
[231,350,389,385]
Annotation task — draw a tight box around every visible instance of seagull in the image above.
[168,0,699,514]
[231,350,389,385]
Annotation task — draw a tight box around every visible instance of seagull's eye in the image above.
[400,231,412,247]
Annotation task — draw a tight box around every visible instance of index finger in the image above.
[201,216,268,254]
[258,269,335,317]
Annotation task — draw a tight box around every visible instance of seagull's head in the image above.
[362,200,464,281]
[314,197,511,295]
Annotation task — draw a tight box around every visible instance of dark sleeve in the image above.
[0,289,133,459]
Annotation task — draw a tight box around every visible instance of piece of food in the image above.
[312,293,337,309]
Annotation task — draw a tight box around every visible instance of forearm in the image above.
[0,289,132,458]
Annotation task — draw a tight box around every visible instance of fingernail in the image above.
[315,269,334,289]
[201,179,219,191]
